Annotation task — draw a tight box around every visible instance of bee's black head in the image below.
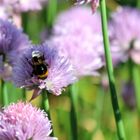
[32,51,44,63]
[32,50,43,58]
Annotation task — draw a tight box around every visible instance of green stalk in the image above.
[47,0,57,28]
[21,12,28,33]
[92,86,105,136]
[21,88,26,101]
[137,0,140,8]
[42,91,54,136]
[131,62,140,134]
[69,84,78,140]
[1,80,9,106]
[96,86,105,128]
[21,13,28,101]
[100,0,126,139]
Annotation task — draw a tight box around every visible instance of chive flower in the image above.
[122,82,136,110]
[13,43,77,97]
[48,7,104,78]
[109,7,140,64]
[0,102,57,140]
[2,0,47,12]
[0,19,30,80]
[0,4,11,20]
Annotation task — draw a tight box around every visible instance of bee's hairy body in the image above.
[31,51,48,79]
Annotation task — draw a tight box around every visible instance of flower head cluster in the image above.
[0,4,12,20]
[0,102,57,140]
[75,0,99,12]
[48,7,104,77]
[0,19,30,80]
[1,0,47,13]
[13,43,77,96]
[109,7,140,64]
[122,82,136,110]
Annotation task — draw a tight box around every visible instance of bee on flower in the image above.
[45,7,104,78]
[13,42,77,99]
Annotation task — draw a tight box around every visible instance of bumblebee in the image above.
[31,50,48,79]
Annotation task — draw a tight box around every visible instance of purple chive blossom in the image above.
[47,7,104,78]
[109,7,140,64]
[0,102,57,140]
[122,82,136,110]
[0,0,47,26]
[2,0,47,12]
[0,19,30,80]
[75,0,99,12]
[0,4,12,20]
[13,43,77,96]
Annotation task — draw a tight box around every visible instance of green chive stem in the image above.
[1,80,9,106]
[47,0,57,28]
[131,62,140,136]
[42,91,54,136]
[69,84,78,140]
[100,0,126,139]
